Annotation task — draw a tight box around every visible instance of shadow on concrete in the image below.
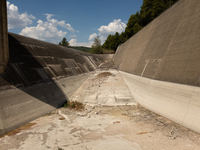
[0,32,107,136]
[0,33,70,108]
[0,33,114,135]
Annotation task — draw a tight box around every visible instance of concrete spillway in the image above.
[1,0,200,137]
[0,32,113,135]
[114,0,200,133]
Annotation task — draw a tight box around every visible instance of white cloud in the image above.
[88,33,97,41]
[45,14,75,32]
[7,1,36,29]
[20,14,77,44]
[69,39,77,46]
[69,39,93,47]
[98,19,126,42]
[70,19,126,47]
[68,35,77,38]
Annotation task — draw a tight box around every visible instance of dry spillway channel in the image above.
[0,69,200,150]
[70,69,136,106]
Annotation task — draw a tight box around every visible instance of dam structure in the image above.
[1,0,200,136]
[114,0,200,133]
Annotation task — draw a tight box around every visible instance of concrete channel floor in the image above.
[70,69,136,106]
[1,69,200,150]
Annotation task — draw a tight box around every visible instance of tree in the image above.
[58,37,69,47]
[119,32,127,44]
[102,32,128,52]
[140,0,178,26]
[91,36,103,54]
[102,0,179,48]
[125,12,142,38]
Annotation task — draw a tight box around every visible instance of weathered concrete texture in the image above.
[0,73,90,135]
[120,71,200,134]
[0,33,112,135]
[93,54,114,62]
[113,0,200,134]
[1,105,200,150]
[70,69,136,106]
[114,0,200,86]
[0,32,110,89]
[0,0,9,74]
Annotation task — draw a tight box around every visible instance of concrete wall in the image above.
[0,0,9,74]
[120,71,200,133]
[114,0,200,133]
[114,0,200,87]
[0,33,111,135]
[0,73,90,135]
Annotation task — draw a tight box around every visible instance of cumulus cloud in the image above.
[20,14,76,44]
[7,2,36,29]
[68,35,77,38]
[69,39,93,47]
[74,19,126,47]
[45,14,75,32]
[69,39,77,46]
[98,19,126,42]
[86,19,126,45]
[88,33,98,41]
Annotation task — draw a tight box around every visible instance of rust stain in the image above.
[113,121,121,124]
[136,132,149,135]
[0,123,36,138]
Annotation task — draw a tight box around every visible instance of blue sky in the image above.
[7,0,143,47]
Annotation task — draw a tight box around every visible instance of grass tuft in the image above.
[63,101,84,111]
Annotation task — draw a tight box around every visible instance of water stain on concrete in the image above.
[0,123,36,138]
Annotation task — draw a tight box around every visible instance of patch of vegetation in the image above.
[71,46,92,52]
[111,61,115,65]
[63,101,84,111]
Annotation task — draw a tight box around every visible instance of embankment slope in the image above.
[114,0,200,133]
[0,33,113,135]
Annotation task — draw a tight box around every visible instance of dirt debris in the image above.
[61,104,200,143]
[118,104,200,141]
[96,72,114,78]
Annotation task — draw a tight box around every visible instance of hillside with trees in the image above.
[71,46,92,52]
[102,0,179,52]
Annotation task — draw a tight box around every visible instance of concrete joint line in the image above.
[181,88,194,125]
[141,60,149,77]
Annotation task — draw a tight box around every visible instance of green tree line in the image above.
[102,0,179,52]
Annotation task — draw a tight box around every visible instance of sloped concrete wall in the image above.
[120,71,200,133]
[114,0,200,133]
[114,0,200,86]
[0,33,111,135]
